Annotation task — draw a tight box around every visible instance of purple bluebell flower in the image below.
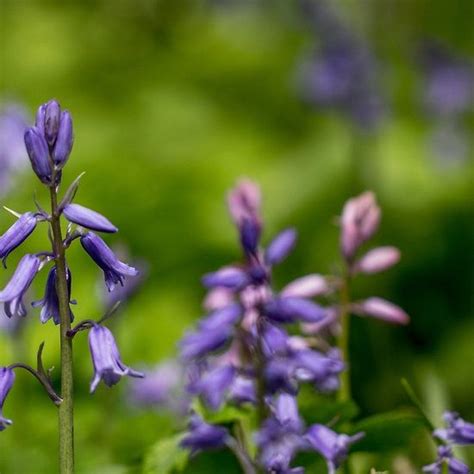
[265,228,297,266]
[228,375,256,405]
[188,364,235,410]
[264,358,298,394]
[305,424,364,474]
[202,267,250,290]
[24,127,52,185]
[352,297,409,325]
[265,297,326,323]
[353,246,400,274]
[88,324,144,392]
[239,218,261,256]
[80,232,138,291]
[0,254,41,318]
[32,266,74,325]
[0,367,15,431]
[198,303,243,331]
[42,100,61,147]
[64,203,118,233]
[262,322,289,357]
[0,212,38,266]
[434,411,474,445]
[180,327,232,361]
[51,111,73,165]
[181,414,229,455]
[423,445,470,474]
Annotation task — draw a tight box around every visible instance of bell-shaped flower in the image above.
[281,274,331,298]
[51,110,73,166]
[265,297,326,323]
[32,266,74,325]
[24,127,52,185]
[265,228,297,266]
[305,424,364,474]
[228,376,256,405]
[434,411,474,445]
[181,414,229,455]
[80,232,138,291]
[180,326,232,361]
[340,191,380,261]
[88,324,144,393]
[64,203,118,233]
[198,303,242,332]
[423,446,470,474]
[0,212,38,266]
[0,367,15,431]
[0,254,41,318]
[352,297,409,325]
[353,246,400,274]
[202,267,250,290]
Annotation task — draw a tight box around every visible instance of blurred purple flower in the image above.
[0,367,15,431]
[423,445,470,474]
[265,228,297,266]
[434,411,474,445]
[181,414,229,455]
[352,297,409,325]
[353,246,400,274]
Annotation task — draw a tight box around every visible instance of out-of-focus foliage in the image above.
[0,0,472,472]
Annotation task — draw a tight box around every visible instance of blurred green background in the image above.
[0,0,472,472]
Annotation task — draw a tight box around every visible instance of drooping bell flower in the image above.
[265,228,297,266]
[88,324,144,393]
[0,212,38,266]
[80,232,138,291]
[434,411,474,445]
[32,266,74,325]
[24,127,52,185]
[64,203,118,233]
[0,367,15,431]
[305,424,364,474]
[0,254,41,318]
[181,414,229,455]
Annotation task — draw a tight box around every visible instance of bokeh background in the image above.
[0,0,472,472]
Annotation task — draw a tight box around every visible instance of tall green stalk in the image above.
[337,273,351,403]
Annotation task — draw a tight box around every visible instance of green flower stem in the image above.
[50,185,75,474]
[337,273,351,403]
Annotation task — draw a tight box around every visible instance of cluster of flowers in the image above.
[423,411,474,473]
[175,180,409,473]
[0,99,143,431]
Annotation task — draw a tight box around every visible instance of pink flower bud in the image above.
[203,287,235,311]
[353,246,400,274]
[227,179,261,228]
[353,297,409,325]
[340,191,381,260]
[281,274,331,298]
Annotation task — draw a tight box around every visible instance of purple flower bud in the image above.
[352,297,409,325]
[198,303,242,331]
[180,327,232,361]
[52,110,73,165]
[43,100,61,147]
[434,411,474,445]
[181,414,229,455]
[423,445,470,474]
[262,323,289,356]
[80,232,138,291]
[229,376,256,405]
[239,217,261,255]
[265,228,297,265]
[305,424,364,472]
[0,212,37,266]
[281,274,331,298]
[88,324,144,393]
[32,266,74,325]
[0,367,15,431]
[24,127,52,185]
[188,365,235,410]
[64,203,117,233]
[353,246,400,274]
[340,192,380,261]
[274,394,303,433]
[227,179,261,228]
[264,358,298,394]
[202,267,250,290]
[35,104,46,131]
[0,254,41,318]
[203,287,235,311]
[265,297,326,323]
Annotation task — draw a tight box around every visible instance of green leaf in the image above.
[143,434,189,474]
[351,409,425,452]
[205,405,253,425]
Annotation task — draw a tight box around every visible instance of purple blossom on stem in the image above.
[423,445,470,474]
[64,204,118,233]
[434,411,474,445]
[180,414,229,455]
[0,367,15,431]
[88,324,144,392]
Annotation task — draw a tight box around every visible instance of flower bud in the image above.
[353,246,400,274]
[265,297,326,323]
[24,127,52,184]
[265,228,297,265]
[227,179,261,228]
[281,274,331,298]
[352,297,409,325]
[64,203,117,233]
[44,100,61,147]
[0,212,38,266]
[202,267,250,290]
[52,110,73,165]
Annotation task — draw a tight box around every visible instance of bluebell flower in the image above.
[181,414,229,455]
[51,110,73,166]
[32,266,74,325]
[41,100,61,147]
[264,358,298,394]
[64,203,118,233]
[228,375,256,405]
[264,297,326,323]
[265,228,297,266]
[188,364,235,410]
[423,445,470,474]
[0,367,15,431]
[0,254,41,318]
[305,424,364,474]
[88,324,144,392]
[80,232,138,291]
[198,303,243,332]
[24,127,52,185]
[180,326,233,361]
[0,212,38,267]
[434,411,474,445]
[202,267,250,290]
